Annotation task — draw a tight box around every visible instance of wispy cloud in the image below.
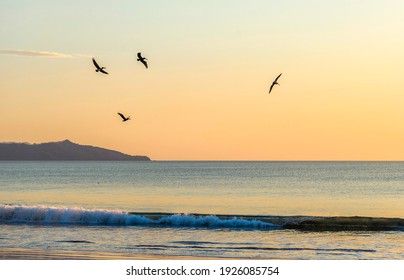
[0,49,90,58]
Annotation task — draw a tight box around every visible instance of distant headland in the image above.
[0,139,150,161]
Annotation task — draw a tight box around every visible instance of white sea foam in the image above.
[0,204,277,229]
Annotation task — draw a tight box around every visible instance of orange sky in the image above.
[1,1,404,160]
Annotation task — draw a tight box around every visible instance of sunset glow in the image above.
[1,0,404,160]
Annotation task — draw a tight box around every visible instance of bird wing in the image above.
[269,83,275,94]
[92,58,101,69]
[142,60,148,69]
[137,52,142,59]
[274,73,282,83]
[100,68,108,74]
[117,113,125,120]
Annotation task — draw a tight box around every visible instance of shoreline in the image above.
[0,247,235,260]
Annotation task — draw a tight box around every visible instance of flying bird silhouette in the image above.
[117,112,130,122]
[269,73,282,94]
[137,52,148,69]
[92,58,108,74]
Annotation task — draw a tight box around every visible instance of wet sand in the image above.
[0,247,227,260]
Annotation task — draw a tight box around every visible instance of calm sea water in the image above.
[0,161,403,259]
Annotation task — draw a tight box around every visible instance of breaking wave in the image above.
[0,204,277,230]
[1,204,403,231]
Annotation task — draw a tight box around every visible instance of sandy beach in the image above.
[0,247,227,260]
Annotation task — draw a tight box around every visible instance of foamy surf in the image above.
[0,204,278,230]
[1,204,403,231]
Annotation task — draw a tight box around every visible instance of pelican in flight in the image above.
[137,52,148,69]
[269,73,282,94]
[117,112,131,122]
[92,58,108,74]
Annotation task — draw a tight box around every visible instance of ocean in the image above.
[0,161,403,259]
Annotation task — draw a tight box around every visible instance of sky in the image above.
[1,0,404,160]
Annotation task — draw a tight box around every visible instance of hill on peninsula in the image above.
[0,140,150,161]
